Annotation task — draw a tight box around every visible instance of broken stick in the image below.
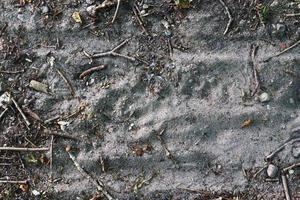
[49,135,54,181]
[132,3,150,36]
[281,174,292,200]
[86,39,136,61]
[283,162,300,172]
[218,0,233,35]
[79,65,106,79]
[0,180,28,184]
[11,96,31,128]
[111,0,120,23]
[263,39,300,62]
[250,45,260,96]
[0,108,8,121]
[155,129,178,167]
[66,147,113,200]
[0,147,49,152]
[53,67,75,97]
[265,137,300,161]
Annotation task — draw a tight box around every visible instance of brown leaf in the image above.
[23,107,42,122]
[241,118,253,128]
[132,145,144,157]
[19,183,29,192]
[40,154,50,165]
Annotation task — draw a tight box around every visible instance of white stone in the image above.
[267,164,278,178]
[259,92,270,103]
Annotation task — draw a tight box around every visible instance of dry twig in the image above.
[132,3,150,36]
[265,137,300,161]
[263,39,300,62]
[49,135,54,181]
[66,148,113,200]
[0,180,28,184]
[53,67,75,97]
[155,129,178,167]
[87,39,136,61]
[250,45,260,96]
[253,165,267,178]
[0,147,49,152]
[218,0,233,35]
[0,69,25,74]
[0,108,8,121]
[111,0,120,23]
[285,13,300,17]
[79,65,106,79]
[11,96,31,128]
[281,174,291,200]
[283,162,300,172]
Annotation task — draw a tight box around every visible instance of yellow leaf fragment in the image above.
[72,11,82,23]
[241,118,253,128]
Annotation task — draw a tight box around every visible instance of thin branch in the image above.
[0,180,28,184]
[218,0,233,35]
[11,96,31,128]
[0,108,8,121]
[263,39,300,62]
[111,0,120,23]
[253,165,267,178]
[281,174,292,200]
[49,135,54,181]
[0,69,25,74]
[265,137,300,161]
[79,65,106,79]
[283,162,300,172]
[88,39,136,62]
[53,67,75,97]
[132,3,150,36]
[66,149,114,200]
[155,129,178,167]
[250,45,260,96]
[0,147,49,152]
[285,13,300,17]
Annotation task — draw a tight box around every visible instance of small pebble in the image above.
[276,23,286,33]
[259,92,271,103]
[164,30,172,38]
[267,164,278,178]
[32,190,41,196]
[142,4,149,9]
[86,5,97,16]
[292,143,300,158]
[41,5,50,14]
[270,0,279,7]
[161,19,170,29]
[86,0,95,4]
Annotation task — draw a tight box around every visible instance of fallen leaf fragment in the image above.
[175,0,192,8]
[72,11,82,24]
[241,118,253,128]
[29,80,49,94]
[19,183,29,192]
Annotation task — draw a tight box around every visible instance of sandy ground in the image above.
[0,0,300,199]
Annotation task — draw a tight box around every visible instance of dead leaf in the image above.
[40,154,50,165]
[29,80,49,94]
[19,0,26,6]
[23,107,42,122]
[26,154,38,164]
[241,118,253,128]
[19,183,29,192]
[72,11,82,24]
[175,0,192,8]
[132,145,144,156]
